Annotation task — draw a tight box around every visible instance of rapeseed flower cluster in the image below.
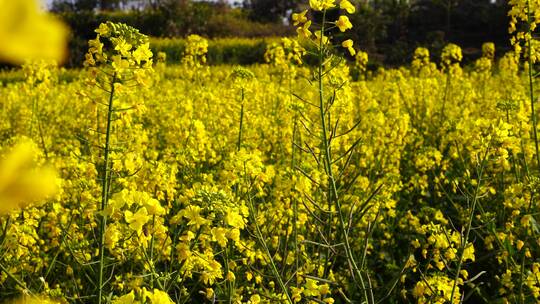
[181,34,209,68]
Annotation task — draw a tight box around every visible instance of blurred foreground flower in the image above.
[0,140,58,215]
[0,0,69,64]
[7,296,61,304]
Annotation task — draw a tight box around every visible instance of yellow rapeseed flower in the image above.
[132,43,153,65]
[342,39,356,56]
[292,10,308,26]
[462,243,475,262]
[310,0,336,11]
[249,294,261,304]
[211,227,228,247]
[0,141,58,215]
[95,23,110,36]
[297,21,312,39]
[340,0,356,14]
[113,38,133,57]
[112,291,136,304]
[225,210,246,229]
[7,296,61,304]
[145,289,174,304]
[303,278,321,297]
[0,0,68,64]
[125,208,150,234]
[180,205,208,228]
[315,31,329,45]
[336,15,353,32]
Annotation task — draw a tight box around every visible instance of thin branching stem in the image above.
[316,10,370,304]
[237,87,245,151]
[450,144,490,302]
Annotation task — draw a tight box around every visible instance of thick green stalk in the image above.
[98,74,116,304]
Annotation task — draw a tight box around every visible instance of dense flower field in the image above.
[2,0,540,304]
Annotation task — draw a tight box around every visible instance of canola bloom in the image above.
[7,296,61,304]
[0,0,68,64]
[0,140,57,215]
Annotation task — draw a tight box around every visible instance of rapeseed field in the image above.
[1,0,540,303]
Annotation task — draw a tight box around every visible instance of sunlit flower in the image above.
[342,39,356,56]
[309,0,336,11]
[297,20,312,38]
[336,15,353,32]
[125,208,150,234]
[292,10,308,26]
[0,0,68,64]
[0,140,58,215]
[340,0,356,14]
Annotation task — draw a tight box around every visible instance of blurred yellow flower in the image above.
[297,21,312,39]
[0,0,68,64]
[95,23,110,36]
[0,140,58,215]
[340,0,356,14]
[336,15,353,32]
[225,210,245,229]
[211,227,228,247]
[132,43,153,65]
[7,296,61,304]
[113,38,133,56]
[112,291,136,304]
[145,289,174,304]
[292,10,308,26]
[342,39,356,56]
[462,243,475,262]
[315,31,329,45]
[310,0,336,11]
[249,294,261,304]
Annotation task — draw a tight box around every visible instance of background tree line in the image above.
[51,0,510,66]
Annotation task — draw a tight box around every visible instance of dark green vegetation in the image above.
[47,0,509,67]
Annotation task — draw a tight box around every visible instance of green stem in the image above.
[224,239,233,304]
[149,214,156,289]
[518,247,526,304]
[450,146,489,302]
[527,0,540,170]
[0,262,30,294]
[98,73,116,304]
[237,87,245,151]
[248,195,293,304]
[292,116,299,286]
[316,11,370,303]
[30,96,37,137]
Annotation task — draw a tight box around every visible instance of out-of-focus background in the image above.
[42,0,509,67]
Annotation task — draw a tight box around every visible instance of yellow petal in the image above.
[0,140,58,215]
[0,0,69,64]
